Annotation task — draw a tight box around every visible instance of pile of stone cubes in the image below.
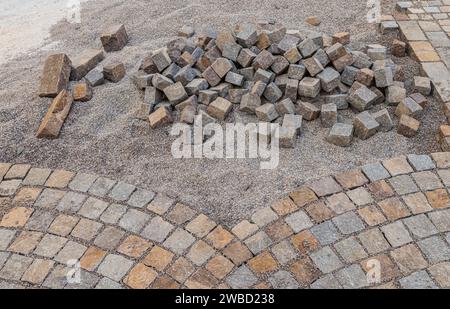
[133,22,431,147]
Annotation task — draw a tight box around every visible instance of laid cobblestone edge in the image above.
[0,152,450,289]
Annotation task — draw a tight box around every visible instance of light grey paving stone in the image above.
[147,194,176,215]
[118,209,150,233]
[108,181,136,202]
[71,218,103,241]
[284,210,313,233]
[78,197,109,219]
[428,209,450,232]
[42,265,69,289]
[346,188,373,206]
[225,265,258,289]
[34,234,68,258]
[3,164,30,179]
[88,177,116,197]
[417,236,450,263]
[361,162,390,182]
[94,226,125,250]
[357,228,390,254]
[332,212,365,235]
[426,31,450,47]
[35,188,66,209]
[388,175,419,195]
[22,168,52,186]
[428,262,450,288]
[68,173,98,192]
[407,154,436,171]
[335,264,368,289]
[271,240,297,265]
[65,270,100,289]
[309,246,343,273]
[268,270,299,289]
[163,228,196,255]
[100,203,127,224]
[54,241,87,264]
[24,210,55,232]
[0,180,21,197]
[0,229,16,250]
[310,220,342,245]
[381,221,413,247]
[437,169,450,187]
[399,270,438,289]
[0,252,9,269]
[127,189,155,208]
[310,274,343,289]
[412,171,443,191]
[244,231,272,255]
[141,216,175,242]
[397,21,427,41]
[308,176,342,197]
[95,277,124,289]
[334,237,368,263]
[403,214,439,239]
[0,254,33,280]
[97,254,134,281]
[251,207,278,227]
[56,191,87,213]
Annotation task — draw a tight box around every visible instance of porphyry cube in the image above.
[254,69,274,84]
[255,103,279,122]
[298,38,319,57]
[284,47,302,64]
[202,67,221,87]
[397,114,420,137]
[275,98,296,116]
[163,82,188,105]
[237,49,257,67]
[151,48,172,72]
[263,82,283,103]
[36,90,73,139]
[321,103,338,128]
[152,73,174,91]
[298,77,321,98]
[207,97,233,120]
[38,53,72,97]
[271,56,290,75]
[148,106,173,128]
[324,94,348,110]
[347,85,377,112]
[101,24,128,52]
[73,82,93,102]
[282,114,303,135]
[395,97,423,118]
[284,79,299,101]
[251,81,267,97]
[103,62,126,82]
[252,50,276,70]
[236,25,258,48]
[413,76,431,96]
[211,58,233,78]
[240,93,261,113]
[341,66,359,86]
[185,79,209,95]
[222,43,242,62]
[374,67,393,88]
[355,68,374,86]
[317,67,340,92]
[278,127,297,148]
[225,72,244,86]
[372,108,393,132]
[326,43,347,61]
[288,64,305,80]
[332,32,350,45]
[326,123,354,147]
[409,93,428,108]
[353,111,380,140]
[385,85,406,105]
[303,57,324,76]
[298,101,320,120]
[71,49,105,81]
[198,90,218,105]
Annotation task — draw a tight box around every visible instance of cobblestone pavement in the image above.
[0,152,449,289]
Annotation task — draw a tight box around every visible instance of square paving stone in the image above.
[25,210,55,232]
[284,210,313,233]
[225,265,258,289]
[231,220,259,240]
[117,235,151,258]
[381,221,413,247]
[45,170,75,188]
[71,218,103,241]
[428,262,450,288]
[289,257,320,287]
[222,242,253,265]
[124,263,157,289]
[310,274,343,289]
[362,162,390,182]
[0,207,33,228]
[0,252,9,269]
[425,189,450,209]
[166,257,195,283]
[147,193,175,215]
[88,177,116,197]
[407,154,436,171]
[13,187,42,206]
[0,163,11,180]
[163,228,196,255]
[309,246,343,273]
[65,270,101,289]
[55,191,86,213]
[361,254,400,283]
[42,265,69,288]
[108,181,136,202]
[428,209,450,232]
[118,209,150,233]
[378,197,411,221]
[184,267,219,289]
[244,231,272,255]
[143,246,174,272]
[402,192,433,214]
[206,255,234,280]
[265,220,294,242]
[186,240,215,266]
[166,203,196,225]
[388,175,419,195]
[357,228,390,254]
[334,237,368,263]
[310,220,342,245]
[68,173,98,192]
[206,226,234,250]
[22,168,52,186]
[326,192,356,214]
[0,254,33,280]
[94,226,125,250]
[382,156,413,176]
[22,259,54,285]
[367,180,395,201]
[417,236,450,263]
[97,254,134,281]
[271,240,297,265]
[127,189,155,208]
[357,205,387,226]
[8,231,42,254]
[289,186,318,208]
[437,169,450,187]
[100,203,127,224]
[412,171,443,191]
[34,234,68,258]
[335,264,368,289]
[308,176,342,197]
[334,170,368,190]
[346,187,373,206]
[251,207,278,227]
[55,241,87,264]
[4,164,30,179]
[403,214,439,239]
[78,197,109,219]
[304,201,335,223]
[268,270,299,289]
[399,270,438,289]
[95,277,123,289]
[332,212,365,235]
[390,244,428,274]
[80,246,107,271]
[0,228,16,250]
[48,214,79,236]
[35,188,66,209]
[141,216,174,242]
[186,214,217,237]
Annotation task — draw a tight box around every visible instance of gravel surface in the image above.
[0,0,444,227]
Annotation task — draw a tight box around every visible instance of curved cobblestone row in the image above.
[0,153,450,289]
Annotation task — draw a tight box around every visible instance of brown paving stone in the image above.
[71,218,103,241]
[409,41,440,62]
[185,214,216,237]
[206,226,234,249]
[390,244,428,274]
[151,275,181,289]
[304,201,335,223]
[80,246,107,271]
[428,262,450,288]
[231,220,259,240]
[143,246,174,272]
[185,268,218,289]
[45,170,75,188]
[289,186,318,207]
[431,152,450,168]
[21,259,54,284]
[367,180,395,201]
[48,214,79,236]
[361,254,400,283]
[222,242,253,265]
[8,231,42,254]
[248,251,278,274]
[0,163,12,180]
[326,192,356,214]
[187,240,216,266]
[166,203,196,225]
[271,197,298,216]
[0,207,33,228]
[254,282,271,289]
[117,235,151,258]
[206,255,234,279]
[264,220,293,242]
[402,192,433,214]
[289,258,320,287]
[425,189,450,209]
[308,177,342,197]
[12,188,42,206]
[334,170,368,189]
[378,197,411,221]
[125,263,158,289]
[167,257,195,283]
[4,164,31,179]
[358,205,387,226]
[291,230,320,255]
[382,156,413,176]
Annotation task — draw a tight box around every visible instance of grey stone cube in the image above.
[298,38,320,57]
[275,98,296,116]
[353,111,380,139]
[263,82,283,103]
[298,101,320,120]
[347,85,377,111]
[151,48,172,72]
[255,103,279,122]
[317,67,340,92]
[282,114,303,135]
[326,123,354,147]
[240,93,261,113]
[303,57,324,76]
[414,76,431,96]
[324,94,348,110]
[298,77,321,98]
[372,108,393,132]
[288,64,306,80]
[374,67,393,87]
[321,103,338,128]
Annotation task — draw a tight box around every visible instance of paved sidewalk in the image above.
[0,152,449,289]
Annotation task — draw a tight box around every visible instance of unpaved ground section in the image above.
[0,0,444,226]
